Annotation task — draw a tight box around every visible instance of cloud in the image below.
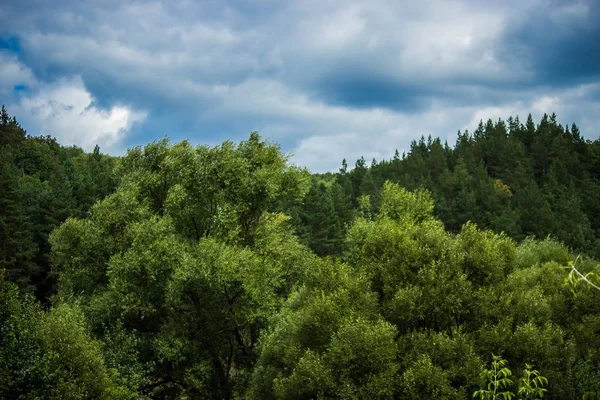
[0,0,519,112]
[284,83,599,172]
[192,75,599,172]
[0,52,37,95]
[499,0,600,86]
[0,0,598,171]
[9,76,146,152]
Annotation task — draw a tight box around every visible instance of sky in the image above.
[1,0,599,172]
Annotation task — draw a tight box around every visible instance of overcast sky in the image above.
[1,0,599,171]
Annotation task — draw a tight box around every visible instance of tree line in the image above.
[291,113,600,260]
[1,106,599,399]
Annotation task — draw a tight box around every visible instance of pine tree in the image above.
[0,148,38,289]
[0,106,26,148]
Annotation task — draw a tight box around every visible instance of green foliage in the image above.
[1,106,118,301]
[473,357,548,400]
[0,273,133,399]
[329,113,600,258]
[585,390,600,400]
[117,133,310,246]
[399,355,461,399]
[457,222,516,287]
[378,181,434,223]
[517,364,548,399]
[473,355,514,400]
[248,258,397,399]
[397,329,482,398]
[294,179,344,256]
[37,304,134,399]
[0,272,51,399]
[48,132,314,398]
[3,107,600,399]
[565,256,600,295]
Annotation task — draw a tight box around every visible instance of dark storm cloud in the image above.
[498,0,600,87]
[313,73,432,112]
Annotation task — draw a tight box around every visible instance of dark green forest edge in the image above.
[1,105,600,399]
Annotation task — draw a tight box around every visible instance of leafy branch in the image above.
[518,364,547,399]
[565,255,600,294]
[473,355,514,400]
[474,357,548,400]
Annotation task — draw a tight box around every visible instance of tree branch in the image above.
[569,255,600,292]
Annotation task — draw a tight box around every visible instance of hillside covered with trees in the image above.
[292,114,600,260]
[1,106,600,399]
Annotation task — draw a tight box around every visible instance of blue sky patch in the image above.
[0,34,20,53]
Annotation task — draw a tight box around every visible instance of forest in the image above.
[1,104,600,399]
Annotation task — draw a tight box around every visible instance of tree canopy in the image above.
[1,106,600,399]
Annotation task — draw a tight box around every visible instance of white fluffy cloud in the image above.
[281,0,511,84]
[8,74,146,152]
[0,52,37,95]
[2,48,146,152]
